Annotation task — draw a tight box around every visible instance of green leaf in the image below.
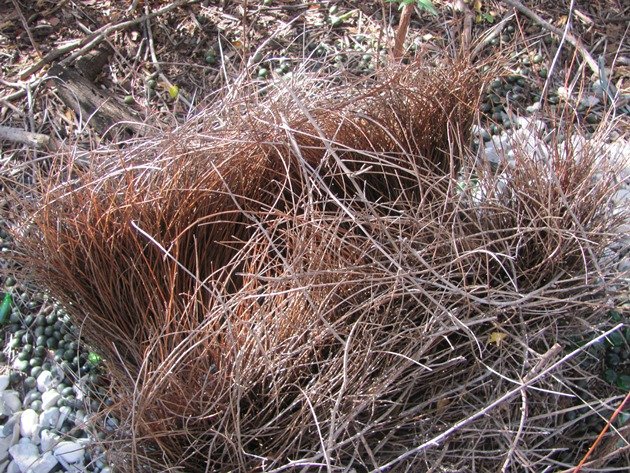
[607,331,625,347]
[481,12,495,23]
[0,292,12,325]
[603,368,618,384]
[616,374,630,391]
[608,309,621,321]
[168,85,179,99]
[416,0,438,15]
[87,352,103,366]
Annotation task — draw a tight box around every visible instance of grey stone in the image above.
[35,372,53,394]
[7,442,38,472]
[53,441,84,464]
[37,409,59,431]
[1,392,21,416]
[38,430,59,454]
[55,407,71,431]
[0,412,20,448]
[0,435,11,463]
[6,460,20,473]
[0,375,9,392]
[25,451,57,473]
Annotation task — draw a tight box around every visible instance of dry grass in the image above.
[7,56,629,472]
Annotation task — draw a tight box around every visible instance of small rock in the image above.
[526,101,542,113]
[55,407,71,430]
[591,79,605,99]
[53,441,84,464]
[557,86,570,101]
[580,95,600,108]
[38,408,59,430]
[0,375,9,392]
[0,436,10,462]
[26,451,57,473]
[40,390,60,411]
[0,412,20,446]
[49,367,64,386]
[0,432,15,462]
[6,460,20,473]
[19,409,39,439]
[613,188,630,206]
[39,430,59,453]
[8,442,39,472]
[1,392,21,415]
[35,372,54,394]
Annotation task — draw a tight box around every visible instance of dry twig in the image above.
[18,0,198,80]
[501,0,600,76]
[0,125,50,148]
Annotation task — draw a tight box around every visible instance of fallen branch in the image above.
[19,40,81,81]
[0,125,50,148]
[501,0,600,76]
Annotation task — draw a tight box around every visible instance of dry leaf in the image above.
[436,397,451,413]
[488,331,507,346]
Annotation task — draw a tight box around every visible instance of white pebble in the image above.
[7,460,20,473]
[40,390,60,410]
[8,441,39,471]
[39,408,60,430]
[1,412,21,445]
[19,409,39,439]
[39,429,60,453]
[1,391,21,415]
[36,371,54,393]
[55,406,72,430]
[27,451,58,473]
[53,441,84,464]
[0,374,10,391]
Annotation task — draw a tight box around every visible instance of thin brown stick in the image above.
[11,0,41,58]
[571,390,630,472]
[501,0,600,76]
[392,3,413,61]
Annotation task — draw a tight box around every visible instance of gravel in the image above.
[1,296,111,472]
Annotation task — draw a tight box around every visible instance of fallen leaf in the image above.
[488,331,507,346]
[436,397,451,413]
[168,85,179,99]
